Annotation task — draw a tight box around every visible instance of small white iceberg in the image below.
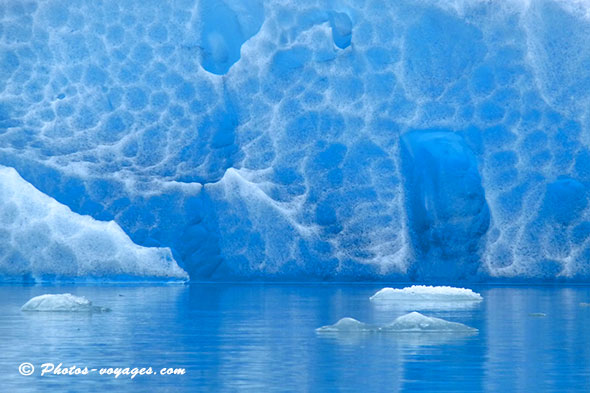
[21,294,110,312]
[316,312,477,334]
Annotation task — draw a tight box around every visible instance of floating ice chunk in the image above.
[0,166,188,282]
[381,312,477,333]
[370,285,483,302]
[21,294,110,312]
[317,312,477,334]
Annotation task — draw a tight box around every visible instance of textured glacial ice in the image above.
[1,0,590,281]
[21,293,109,312]
[0,166,188,282]
[316,312,477,333]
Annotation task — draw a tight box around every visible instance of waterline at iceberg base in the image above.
[3,0,590,392]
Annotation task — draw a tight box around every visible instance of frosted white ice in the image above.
[21,293,109,312]
[0,166,188,281]
[370,286,483,302]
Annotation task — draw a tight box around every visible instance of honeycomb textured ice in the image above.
[1,0,590,281]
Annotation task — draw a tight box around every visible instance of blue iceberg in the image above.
[1,0,590,281]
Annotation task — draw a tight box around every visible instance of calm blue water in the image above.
[2,284,590,392]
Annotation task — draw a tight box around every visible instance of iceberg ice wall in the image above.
[1,0,590,281]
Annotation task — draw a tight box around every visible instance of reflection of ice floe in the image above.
[370,285,483,311]
[317,312,477,336]
[21,294,110,312]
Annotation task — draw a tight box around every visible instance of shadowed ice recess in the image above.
[1,0,590,281]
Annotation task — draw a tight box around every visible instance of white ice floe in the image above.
[370,285,483,302]
[369,286,483,311]
[370,285,483,311]
[21,293,110,312]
